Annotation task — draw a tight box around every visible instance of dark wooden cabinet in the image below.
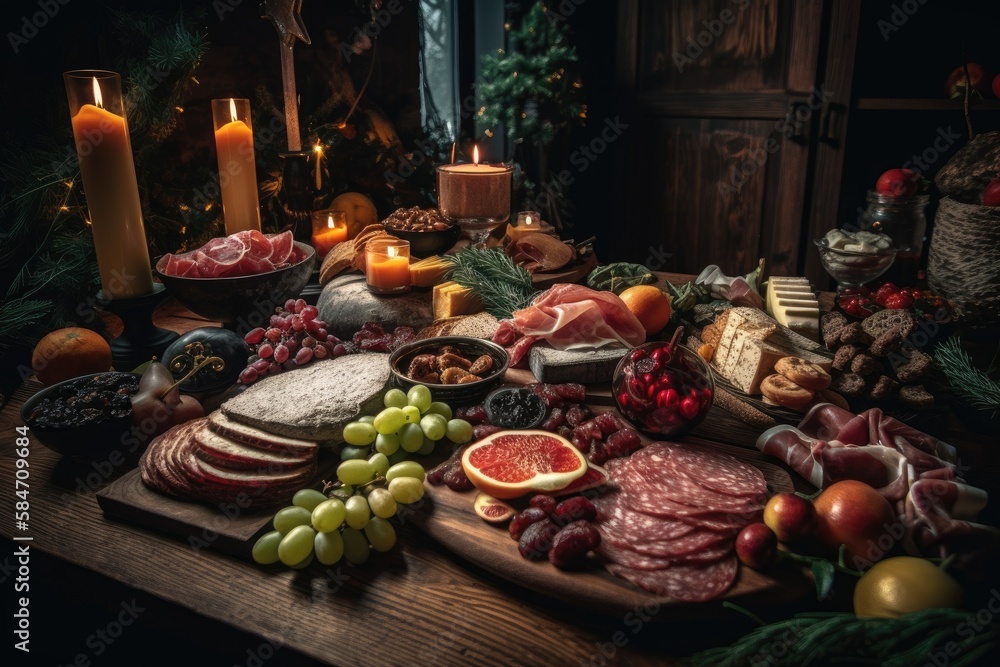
[613,0,858,283]
[613,0,1000,287]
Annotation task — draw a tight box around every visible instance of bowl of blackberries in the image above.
[382,207,461,258]
[21,372,139,461]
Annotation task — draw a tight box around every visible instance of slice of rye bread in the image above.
[194,422,316,471]
[206,411,318,456]
[221,352,391,442]
[416,311,501,340]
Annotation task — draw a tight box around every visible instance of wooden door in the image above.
[613,0,831,279]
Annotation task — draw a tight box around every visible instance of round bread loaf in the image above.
[221,352,391,442]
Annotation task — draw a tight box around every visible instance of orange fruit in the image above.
[619,285,672,336]
[329,192,378,239]
[31,327,113,386]
[461,430,588,499]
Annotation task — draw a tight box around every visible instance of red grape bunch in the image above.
[240,299,347,385]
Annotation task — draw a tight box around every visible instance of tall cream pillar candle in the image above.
[212,98,261,234]
[64,70,153,298]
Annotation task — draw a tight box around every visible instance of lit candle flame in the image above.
[473,145,479,165]
[327,214,335,229]
[92,77,103,109]
[314,143,323,155]
[525,215,533,226]
[229,97,238,123]
[387,245,399,258]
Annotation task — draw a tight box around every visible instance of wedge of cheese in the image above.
[432,281,484,320]
[766,277,820,342]
[710,305,831,394]
[409,255,452,288]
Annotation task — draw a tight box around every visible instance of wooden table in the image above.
[3,296,999,666]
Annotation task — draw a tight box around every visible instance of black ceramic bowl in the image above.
[383,224,462,259]
[388,336,509,405]
[154,241,316,324]
[484,387,546,428]
[20,372,139,461]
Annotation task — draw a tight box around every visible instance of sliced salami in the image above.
[630,448,764,514]
[605,555,738,602]
[646,441,768,499]
[594,492,696,544]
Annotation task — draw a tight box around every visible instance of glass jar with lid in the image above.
[861,190,929,285]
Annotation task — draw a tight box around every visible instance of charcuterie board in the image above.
[409,440,811,618]
[531,250,599,290]
[96,457,339,558]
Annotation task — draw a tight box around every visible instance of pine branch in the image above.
[935,337,1000,415]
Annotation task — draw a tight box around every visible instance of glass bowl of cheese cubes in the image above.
[814,229,897,291]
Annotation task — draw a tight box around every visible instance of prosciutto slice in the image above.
[157,230,303,279]
[493,284,646,366]
[757,403,999,565]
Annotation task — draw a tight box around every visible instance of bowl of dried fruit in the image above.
[382,207,462,258]
[20,371,140,461]
[388,336,509,405]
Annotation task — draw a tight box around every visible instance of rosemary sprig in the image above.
[935,336,1000,415]
[443,249,536,319]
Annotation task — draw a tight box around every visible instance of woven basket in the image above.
[927,196,1000,326]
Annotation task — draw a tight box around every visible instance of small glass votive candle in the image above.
[311,210,348,259]
[507,210,554,242]
[365,238,410,294]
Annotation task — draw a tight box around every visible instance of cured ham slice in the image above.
[507,235,575,272]
[493,284,646,366]
[156,230,303,278]
[757,403,999,565]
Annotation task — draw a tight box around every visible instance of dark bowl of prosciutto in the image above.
[388,336,509,405]
[154,231,316,324]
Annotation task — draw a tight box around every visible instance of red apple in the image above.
[735,522,778,569]
[993,73,1000,99]
[813,480,897,568]
[875,168,920,198]
[945,63,987,98]
[983,177,1000,206]
[763,492,817,543]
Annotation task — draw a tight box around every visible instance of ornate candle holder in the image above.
[98,283,179,371]
[278,150,315,244]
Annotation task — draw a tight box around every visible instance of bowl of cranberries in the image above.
[612,340,714,437]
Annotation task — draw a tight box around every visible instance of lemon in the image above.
[853,556,964,619]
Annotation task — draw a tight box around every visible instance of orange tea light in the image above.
[311,210,347,259]
[366,238,410,294]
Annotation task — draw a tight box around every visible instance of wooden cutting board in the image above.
[532,250,599,289]
[96,457,338,559]
[409,441,812,618]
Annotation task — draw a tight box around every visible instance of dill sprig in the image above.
[443,249,536,319]
[935,336,1000,415]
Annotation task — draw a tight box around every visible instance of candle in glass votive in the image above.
[507,211,555,242]
[311,210,347,259]
[212,98,261,235]
[64,70,154,299]
[366,238,410,294]
[436,146,512,222]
